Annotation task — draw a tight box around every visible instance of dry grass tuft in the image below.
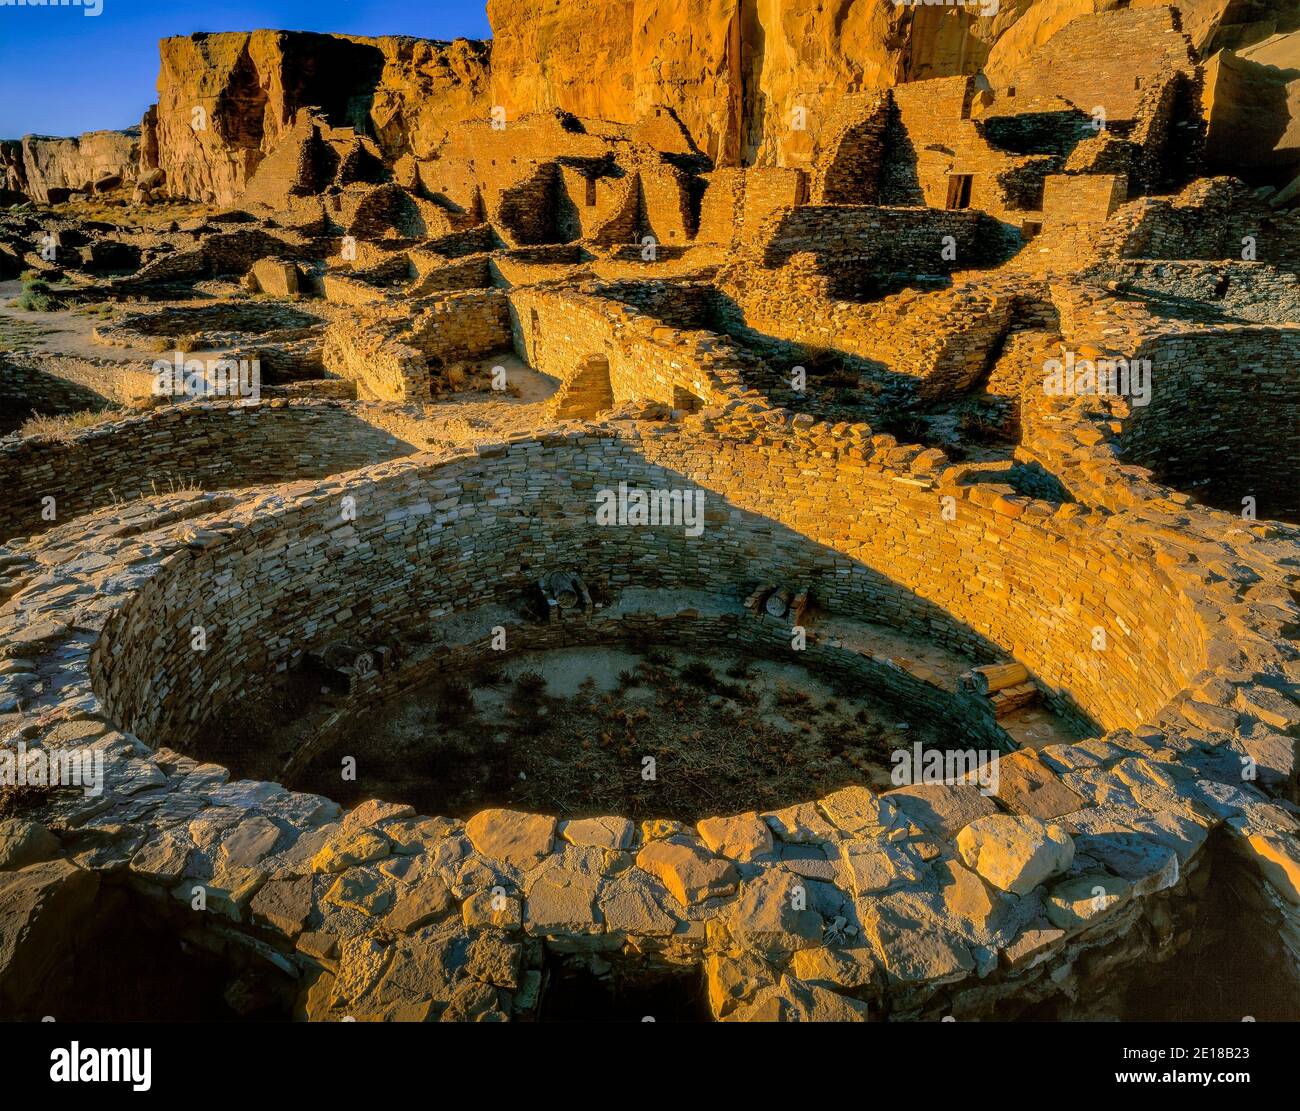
[19,409,121,440]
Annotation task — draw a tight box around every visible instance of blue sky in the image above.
[0,0,492,138]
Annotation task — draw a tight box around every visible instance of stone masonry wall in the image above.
[1041,174,1128,228]
[1109,180,1300,270]
[404,290,514,364]
[713,268,1015,397]
[1080,260,1300,326]
[0,401,418,543]
[986,8,1197,121]
[812,93,890,206]
[0,360,114,430]
[1121,328,1300,522]
[696,168,809,249]
[753,205,1003,273]
[507,286,745,412]
[323,291,512,403]
[882,78,1060,220]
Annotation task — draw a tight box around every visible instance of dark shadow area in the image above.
[879,104,924,206]
[993,833,1298,1022]
[1126,835,1299,1022]
[979,110,1091,157]
[247,622,1010,822]
[0,407,420,542]
[497,164,566,245]
[738,0,769,166]
[0,360,114,436]
[6,885,293,1022]
[539,962,710,1022]
[1204,55,1300,189]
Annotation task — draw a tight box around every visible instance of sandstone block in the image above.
[956,815,1074,895]
[250,258,301,298]
[727,869,823,951]
[635,837,738,907]
[462,888,522,931]
[465,809,556,870]
[387,876,454,932]
[523,853,603,937]
[311,828,390,873]
[0,820,60,872]
[1045,873,1132,930]
[598,871,679,937]
[705,950,776,1019]
[994,750,1088,821]
[324,870,392,916]
[818,785,897,836]
[885,781,1000,838]
[560,816,634,850]
[697,812,774,861]
[249,875,314,937]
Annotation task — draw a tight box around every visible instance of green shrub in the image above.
[14,290,56,311]
[14,277,60,312]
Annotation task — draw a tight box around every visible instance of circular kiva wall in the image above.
[0,401,418,542]
[92,421,1211,754]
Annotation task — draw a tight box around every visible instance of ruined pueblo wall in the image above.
[322,291,512,403]
[0,360,115,429]
[696,167,809,247]
[507,286,745,411]
[1041,174,1129,227]
[404,290,514,364]
[984,7,1197,120]
[751,204,1002,270]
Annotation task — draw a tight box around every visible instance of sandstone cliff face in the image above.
[14,130,140,203]
[483,0,1275,171]
[486,0,741,165]
[0,141,25,197]
[485,0,921,169]
[6,0,1295,206]
[153,30,490,204]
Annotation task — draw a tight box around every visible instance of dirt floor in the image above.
[0,279,160,363]
[200,644,968,823]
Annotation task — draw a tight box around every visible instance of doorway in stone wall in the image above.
[672,385,704,412]
[945,174,973,210]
